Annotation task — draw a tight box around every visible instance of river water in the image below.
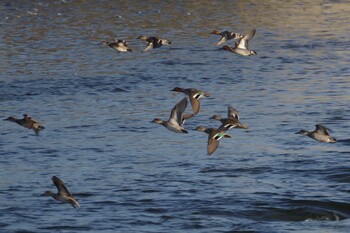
[1,1,350,232]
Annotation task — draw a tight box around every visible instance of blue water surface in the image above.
[1,1,350,232]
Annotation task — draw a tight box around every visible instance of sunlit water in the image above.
[1,1,350,232]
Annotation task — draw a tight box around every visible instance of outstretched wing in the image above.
[207,136,220,155]
[181,113,194,126]
[236,28,256,49]
[189,95,200,115]
[207,130,231,155]
[52,176,73,197]
[315,124,331,136]
[217,36,227,46]
[144,42,154,51]
[169,97,188,125]
[228,106,240,120]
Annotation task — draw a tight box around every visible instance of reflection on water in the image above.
[1,0,350,232]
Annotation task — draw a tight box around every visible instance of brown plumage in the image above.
[196,126,232,155]
[4,114,45,135]
[171,87,210,115]
[43,176,80,209]
[210,106,248,130]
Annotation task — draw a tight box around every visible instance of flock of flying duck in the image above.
[101,28,257,56]
[4,28,337,209]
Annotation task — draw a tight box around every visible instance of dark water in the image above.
[1,0,350,232]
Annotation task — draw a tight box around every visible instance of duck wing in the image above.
[207,130,231,155]
[181,113,194,126]
[189,89,208,115]
[168,97,188,126]
[144,42,154,51]
[216,32,228,46]
[315,124,331,136]
[150,37,163,49]
[207,136,220,155]
[52,176,73,197]
[227,106,240,120]
[236,28,256,49]
[189,96,200,115]
[206,128,231,155]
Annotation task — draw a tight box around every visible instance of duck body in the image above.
[43,176,80,209]
[196,126,231,155]
[210,30,243,46]
[296,124,336,143]
[171,87,210,115]
[211,115,248,130]
[101,39,132,52]
[223,45,257,56]
[211,106,248,130]
[4,114,45,135]
[151,97,190,133]
[137,35,171,51]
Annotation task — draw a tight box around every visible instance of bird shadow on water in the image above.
[337,138,350,145]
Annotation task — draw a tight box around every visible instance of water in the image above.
[1,0,350,232]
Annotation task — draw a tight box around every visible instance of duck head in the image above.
[100,40,109,46]
[151,118,163,124]
[161,39,171,45]
[295,130,308,135]
[210,30,221,35]
[42,190,54,196]
[250,50,257,55]
[210,115,221,120]
[327,137,337,143]
[222,45,232,51]
[195,126,206,132]
[137,35,148,40]
[4,116,16,122]
[171,87,183,92]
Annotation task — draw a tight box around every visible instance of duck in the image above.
[196,126,232,155]
[295,124,336,143]
[151,97,191,133]
[222,28,257,56]
[210,30,243,46]
[4,114,45,135]
[210,106,248,130]
[171,87,210,115]
[42,176,80,209]
[137,35,171,51]
[100,39,132,52]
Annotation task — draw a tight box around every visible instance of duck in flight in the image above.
[101,39,132,52]
[296,124,336,143]
[196,126,232,155]
[4,114,45,135]
[222,28,257,56]
[210,106,248,130]
[43,176,80,209]
[137,35,171,51]
[210,30,243,46]
[171,87,210,115]
[151,97,192,133]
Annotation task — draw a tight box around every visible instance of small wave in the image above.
[112,87,127,92]
[252,199,350,222]
[39,225,91,231]
[14,230,36,233]
[199,166,271,175]
[144,207,167,213]
[337,138,350,145]
[92,200,119,205]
